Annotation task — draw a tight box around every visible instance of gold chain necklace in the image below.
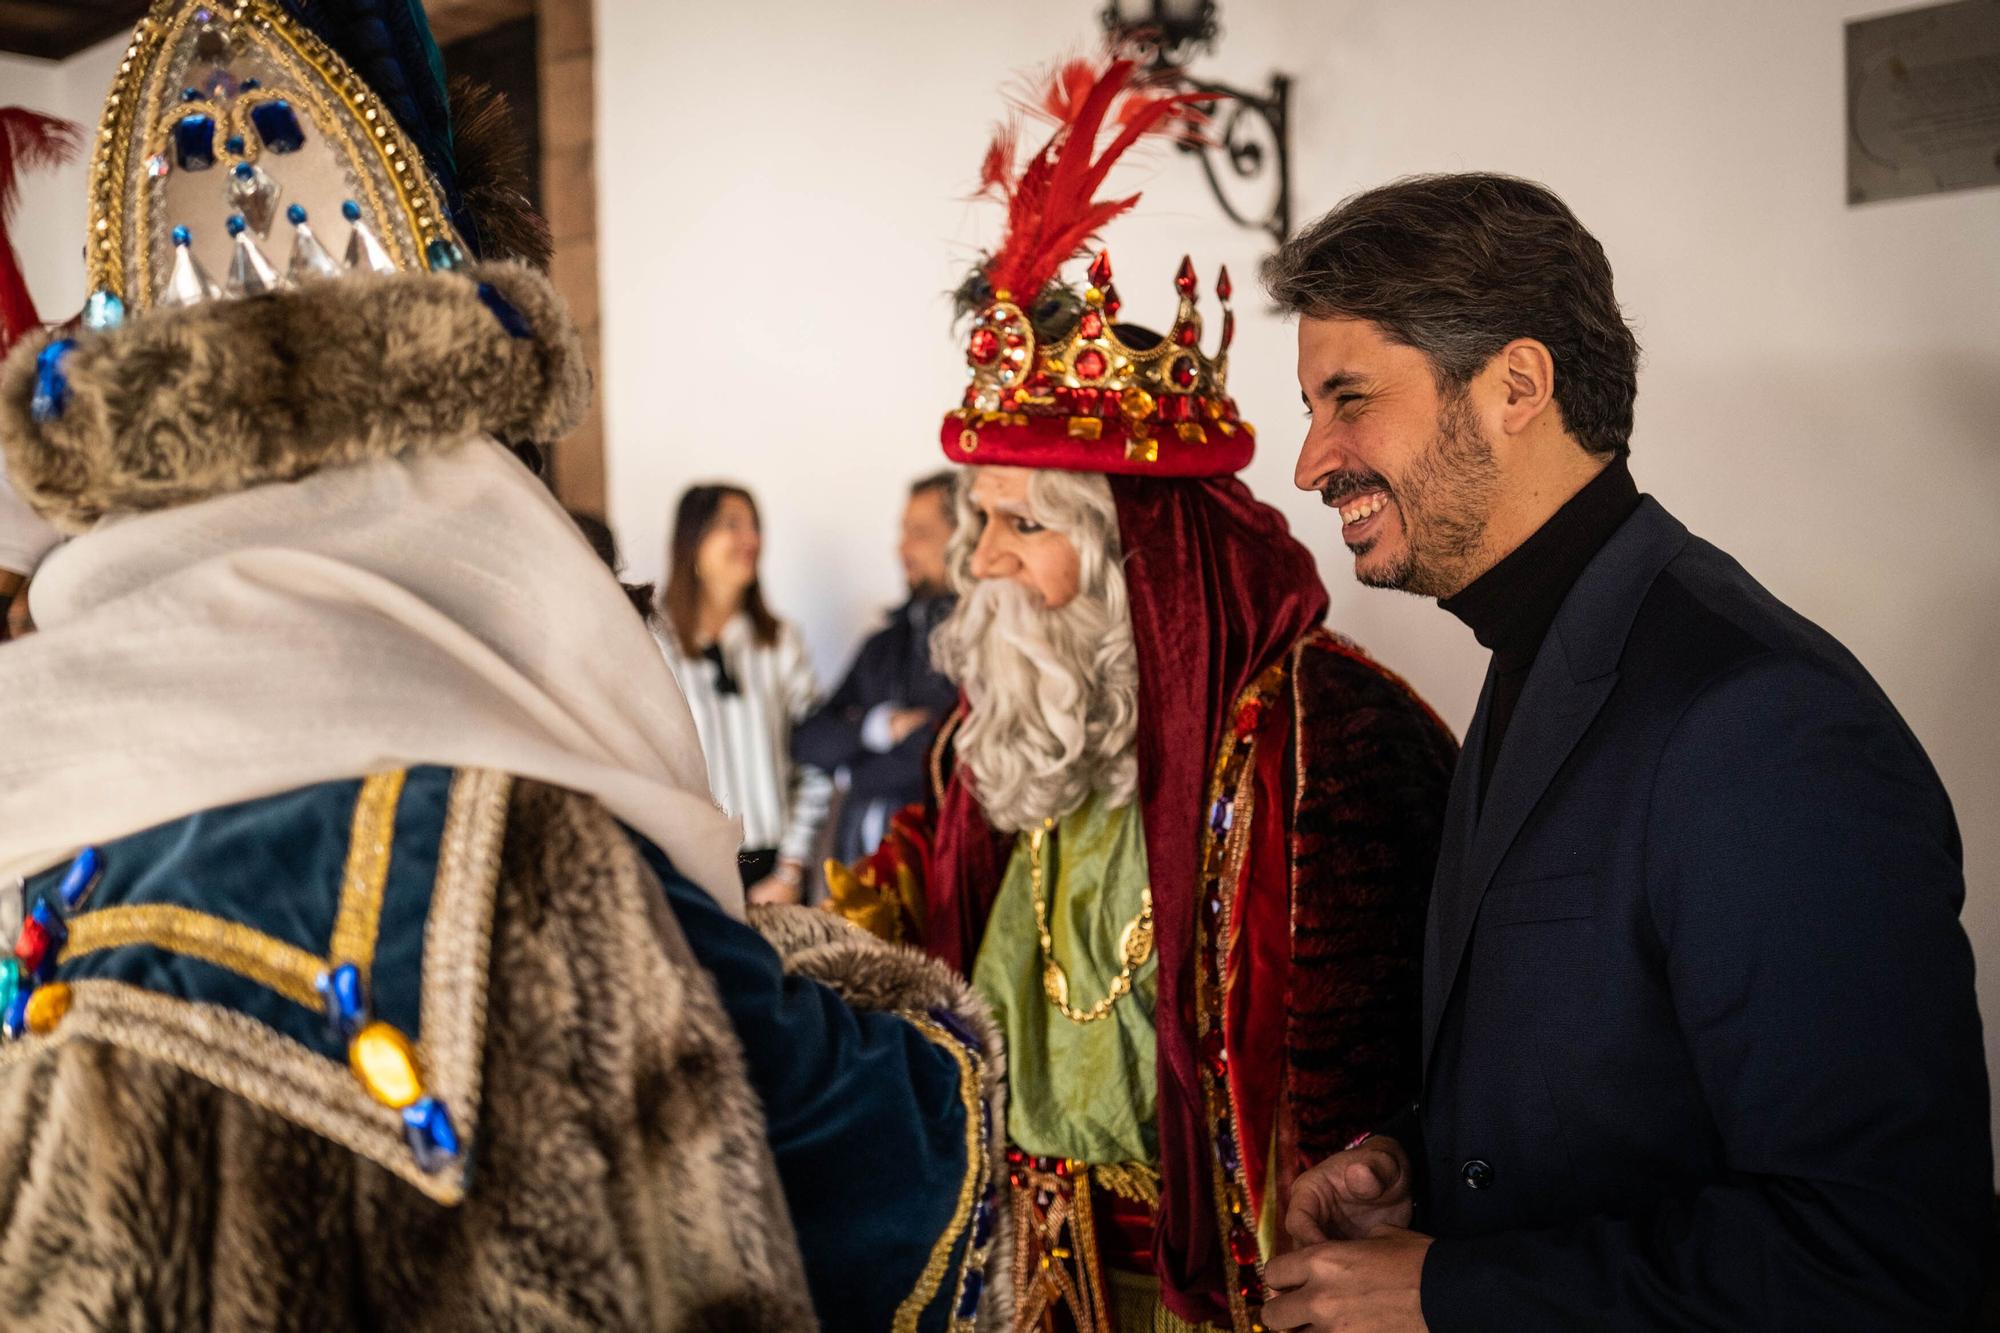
[1028,819,1154,1025]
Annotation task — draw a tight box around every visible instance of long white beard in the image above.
[936,577,1139,833]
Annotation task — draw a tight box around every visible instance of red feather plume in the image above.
[0,108,84,355]
[978,57,1208,305]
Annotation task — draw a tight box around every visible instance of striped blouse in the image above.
[657,612,833,866]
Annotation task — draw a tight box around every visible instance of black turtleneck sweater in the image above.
[1441,457,1641,799]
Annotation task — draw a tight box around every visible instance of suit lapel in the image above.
[1419,497,1692,1073]
[1423,667,1491,1044]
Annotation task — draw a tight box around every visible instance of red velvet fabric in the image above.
[922,474,1329,1322]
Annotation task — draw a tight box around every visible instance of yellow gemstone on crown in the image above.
[349,1020,424,1108]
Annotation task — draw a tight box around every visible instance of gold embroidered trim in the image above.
[1093,1161,1162,1208]
[23,769,516,1207]
[417,769,514,1176]
[930,705,967,807]
[893,1013,985,1333]
[330,770,405,974]
[63,904,325,1011]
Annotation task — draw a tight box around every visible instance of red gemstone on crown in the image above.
[1170,356,1197,389]
[1216,265,1233,301]
[1175,255,1198,299]
[1074,348,1108,381]
[1104,284,1122,318]
[1088,250,1113,288]
[1078,310,1103,339]
[968,327,1000,365]
[1221,309,1236,350]
[1176,323,1200,347]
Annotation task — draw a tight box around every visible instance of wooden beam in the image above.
[0,0,145,61]
[425,0,532,47]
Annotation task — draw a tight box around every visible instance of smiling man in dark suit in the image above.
[1255,173,1990,1331]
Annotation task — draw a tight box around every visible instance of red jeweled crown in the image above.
[941,57,1252,478]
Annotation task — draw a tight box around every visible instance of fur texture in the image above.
[0,261,588,533]
[1284,633,1458,1162]
[0,782,812,1331]
[753,904,1015,1331]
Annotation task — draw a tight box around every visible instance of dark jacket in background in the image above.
[794,594,959,862]
[1416,497,1991,1329]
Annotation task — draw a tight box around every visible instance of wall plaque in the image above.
[1848,0,2000,204]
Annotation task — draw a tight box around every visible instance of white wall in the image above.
[599,0,2000,1169]
[1,37,127,322]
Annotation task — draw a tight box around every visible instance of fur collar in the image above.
[0,261,588,532]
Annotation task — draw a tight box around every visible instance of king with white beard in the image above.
[823,52,1464,1333]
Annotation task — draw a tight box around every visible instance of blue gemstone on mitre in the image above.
[55,847,101,912]
[476,283,532,339]
[30,340,77,425]
[225,134,246,156]
[402,1096,461,1173]
[2,991,30,1041]
[425,239,465,272]
[173,113,217,171]
[250,100,305,154]
[315,962,367,1041]
[83,290,124,331]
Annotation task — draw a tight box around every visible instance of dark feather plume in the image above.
[445,76,552,270]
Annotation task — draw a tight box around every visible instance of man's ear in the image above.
[1494,338,1557,437]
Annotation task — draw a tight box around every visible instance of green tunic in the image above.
[971,792,1157,1165]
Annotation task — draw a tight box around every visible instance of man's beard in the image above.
[1324,389,1499,598]
[932,577,1139,834]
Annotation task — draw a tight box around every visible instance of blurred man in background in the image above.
[795,471,961,862]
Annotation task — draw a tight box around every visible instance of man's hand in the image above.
[1262,1226,1432,1332]
[1287,1135,1414,1244]
[747,860,806,906]
[887,706,935,746]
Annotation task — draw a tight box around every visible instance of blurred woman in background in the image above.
[658,484,830,903]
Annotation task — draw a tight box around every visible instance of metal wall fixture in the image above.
[1100,0,1294,248]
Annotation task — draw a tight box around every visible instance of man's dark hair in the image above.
[1264,173,1639,458]
[910,470,959,519]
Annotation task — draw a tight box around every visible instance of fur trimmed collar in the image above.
[0,261,587,532]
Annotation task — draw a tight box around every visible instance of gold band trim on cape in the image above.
[893,1012,986,1333]
[63,903,325,1010]
[61,770,408,1013]
[18,770,515,1208]
[329,769,405,974]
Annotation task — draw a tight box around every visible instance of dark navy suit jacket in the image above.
[1415,498,1991,1329]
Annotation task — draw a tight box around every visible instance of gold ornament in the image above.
[1028,821,1153,1026]
[25,982,72,1034]
[350,1020,424,1108]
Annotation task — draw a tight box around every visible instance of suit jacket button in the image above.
[1461,1159,1494,1190]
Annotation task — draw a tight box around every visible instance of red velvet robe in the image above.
[841,477,1457,1329]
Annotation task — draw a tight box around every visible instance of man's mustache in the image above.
[1317,471,1392,508]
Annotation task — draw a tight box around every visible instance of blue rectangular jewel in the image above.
[173,113,217,171]
[249,99,306,154]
